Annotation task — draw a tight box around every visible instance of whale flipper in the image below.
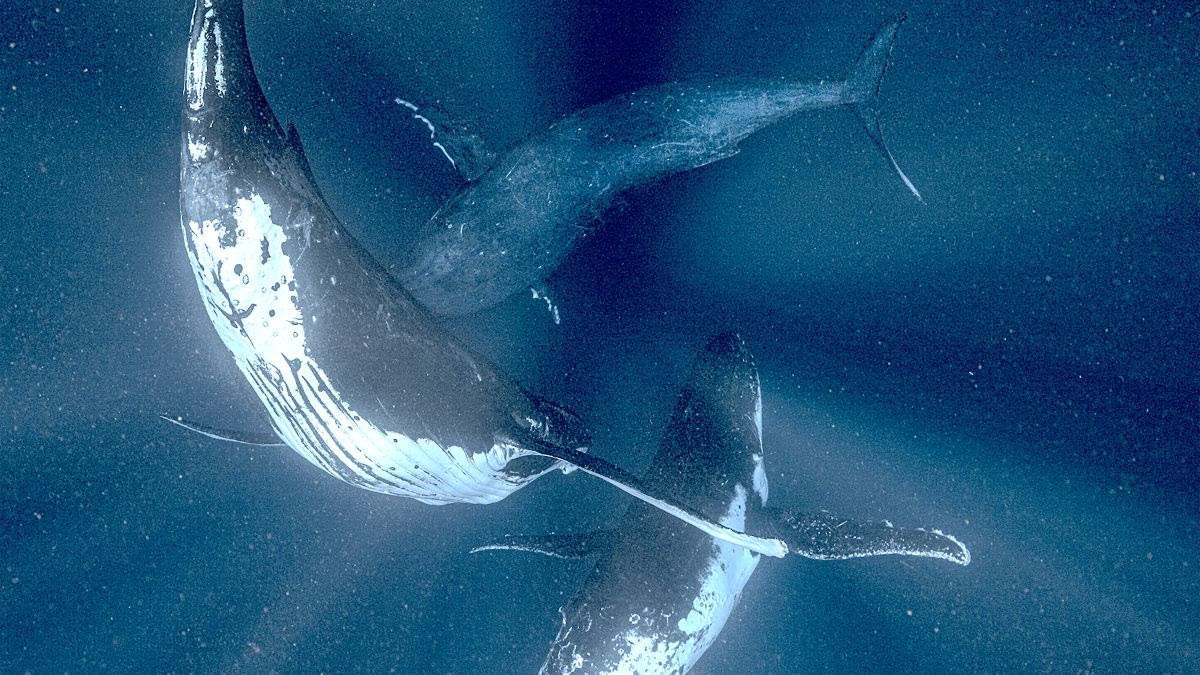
[846,14,923,201]
[518,436,789,558]
[160,415,287,447]
[393,97,496,181]
[770,509,970,565]
[471,531,615,559]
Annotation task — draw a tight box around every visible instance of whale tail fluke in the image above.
[847,14,924,202]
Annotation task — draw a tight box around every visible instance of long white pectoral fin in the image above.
[770,509,970,566]
[161,414,288,448]
[470,531,615,559]
[522,439,789,558]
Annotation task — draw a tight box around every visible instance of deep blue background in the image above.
[2,0,1197,672]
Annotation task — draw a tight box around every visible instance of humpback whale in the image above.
[178,0,811,556]
[396,17,919,317]
[475,332,969,674]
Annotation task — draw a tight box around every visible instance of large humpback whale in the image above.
[475,332,968,674]
[396,17,919,317]
[177,0,821,556]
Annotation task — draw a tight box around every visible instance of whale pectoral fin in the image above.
[768,509,970,566]
[392,97,497,182]
[160,414,288,447]
[470,531,615,559]
[518,438,788,558]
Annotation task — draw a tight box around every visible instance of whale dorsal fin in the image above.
[471,531,616,559]
[393,97,497,182]
[160,414,287,447]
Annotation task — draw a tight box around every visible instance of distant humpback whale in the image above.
[475,332,969,674]
[178,0,810,556]
[396,17,920,317]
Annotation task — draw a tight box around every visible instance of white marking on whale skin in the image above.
[185,17,208,111]
[751,381,768,504]
[796,524,972,566]
[607,485,761,674]
[413,113,436,136]
[210,21,226,97]
[753,384,763,441]
[393,99,459,169]
[751,453,768,506]
[530,286,561,325]
[185,6,226,111]
[184,193,552,505]
[186,133,210,161]
[432,141,457,168]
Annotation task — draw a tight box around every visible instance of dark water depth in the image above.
[1,1,1197,672]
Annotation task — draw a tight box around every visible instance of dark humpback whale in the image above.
[396,17,919,317]
[475,332,969,674]
[178,0,803,556]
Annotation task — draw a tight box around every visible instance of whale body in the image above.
[475,332,969,673]
[177,0,799,557]
[397,18,918,317]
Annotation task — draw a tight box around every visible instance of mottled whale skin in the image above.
[475,333,969,674]
[180,0,584,505]
[177,0,798,557]
[544,333,767,674]
[398,18,916,317]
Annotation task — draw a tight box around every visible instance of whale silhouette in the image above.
[475,332,968,674]
[395,17,919,317]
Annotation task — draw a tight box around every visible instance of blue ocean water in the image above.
[1,0,1197,672]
